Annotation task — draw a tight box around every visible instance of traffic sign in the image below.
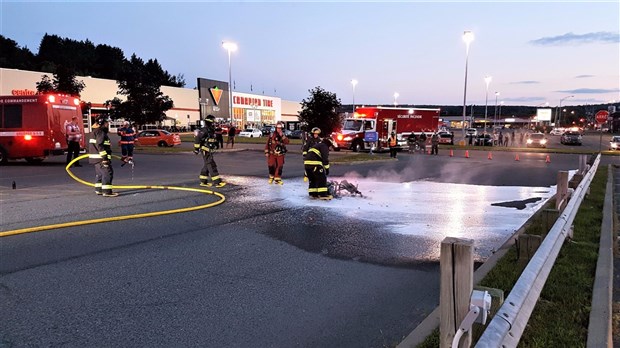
[595,110,609,123]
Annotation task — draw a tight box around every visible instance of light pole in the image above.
[494,92,500,128]
[499,101,504,120]
[351,79,358,114]
[393,92,399,106]
[462,30,474,138]
[222,41,237,125]
[484,75,492,134]
[557,95,574,127]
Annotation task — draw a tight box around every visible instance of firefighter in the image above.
[302,127,322,182]
[117,121,136,164]
[264,123,289,185]
[193,115,226,187]
[304,137,334,200]
[89,116,118,197]
[388,131,398,158]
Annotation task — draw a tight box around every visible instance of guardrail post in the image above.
[440,237,474,348]
[556,171,569,211]
[542,209,560,235]
[517,234,542,261]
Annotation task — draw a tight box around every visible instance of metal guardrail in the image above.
[475,154,601,348]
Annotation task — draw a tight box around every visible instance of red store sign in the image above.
[233,96,273,108]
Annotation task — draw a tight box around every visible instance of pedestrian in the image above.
[431,131,439,155]
[499,131,504,147]
[226,124,236,148]
[510,130,515,147]
[519,132,525,146]
[193,115,226,187]
[88,117,118,197]
[215,124,224,149]
[407,132,417,153]
[117,120,136,164]
[65,115,82,167]
[304,137,334,200]
[419,131,427,153]
[388,131,398,158]
[264,123,290,185]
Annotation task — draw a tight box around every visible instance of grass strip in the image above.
[179,133,303,145]
[416,166,607,347]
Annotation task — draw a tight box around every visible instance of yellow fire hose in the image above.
[0,154,225,237]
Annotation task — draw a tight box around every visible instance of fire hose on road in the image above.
[0,154,226,238]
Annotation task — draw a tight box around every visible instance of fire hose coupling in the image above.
[452,290,492,348]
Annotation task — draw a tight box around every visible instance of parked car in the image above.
[549,127,564,136]
[239,128,263,138]
[526,133,547,148]
[465,128,478,138]
[560,131,582,145]
[610,136,620,150]
[134,129,181,147]
[289,129,304,139]
[261,125,275,136]
[438,132,454,145]
[473,133,493,146]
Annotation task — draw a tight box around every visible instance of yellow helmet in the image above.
[311,127,321,135]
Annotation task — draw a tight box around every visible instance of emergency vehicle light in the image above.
[24,134,32,141]
[74,98,80,105]
[337,134,343,141]
[48,95,56,103]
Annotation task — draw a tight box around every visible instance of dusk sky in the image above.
[1,1,619,107]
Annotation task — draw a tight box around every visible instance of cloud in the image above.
[530,31,620,46]
[556,88,620,94]
[509,81,540,85]
[575,75,594,79]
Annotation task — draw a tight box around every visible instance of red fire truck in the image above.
[0,94,84,164]
[332,107,441,152]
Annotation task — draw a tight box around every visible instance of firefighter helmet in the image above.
[206,115,216,123]
[95,116,108,126]
[311,127,321,135]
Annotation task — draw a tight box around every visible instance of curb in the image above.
[586,164,614,347]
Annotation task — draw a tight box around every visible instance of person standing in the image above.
[407,132,417,153]
[193,115,226,187]
[215,124,224,149]
[65,115,82,167]
[388,131,398,158]
[304,137,334,200]
[419,131,427,153]
[89,117,118,197]
[302,127,322,182]
[117,121,136,164]
[264,123,290,185]
[226,124,236,148]
[431,131,439,155]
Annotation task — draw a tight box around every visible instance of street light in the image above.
[484,75,492,134]
[494,92,500,127]
[351,79,358,114]
[222,41,237,124]
[462,30,474,138]
[393,92,399,106]
[557,95,574,127]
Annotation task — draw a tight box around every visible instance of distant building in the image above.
[0,68,301,132]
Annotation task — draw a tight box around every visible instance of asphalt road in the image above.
[0,139,617,347]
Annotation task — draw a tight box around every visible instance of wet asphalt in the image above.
[0,146,616,347]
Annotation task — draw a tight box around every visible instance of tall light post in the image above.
[393,92,399,106]
[483,75,492,134]
[494,91,500,127]
[557,95,574,127]
[351,79,358,114]
[461,30,474,138]
[222,41,237,125]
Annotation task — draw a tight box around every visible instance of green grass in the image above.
[179,134,303,145]
[416,166,607,347]
[331,152,396,163]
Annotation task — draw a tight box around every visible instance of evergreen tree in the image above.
[299,86,343,135]
[0,35,37,70]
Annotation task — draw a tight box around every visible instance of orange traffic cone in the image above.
[465,150,470,158]
[450,149,454,157]
[545,155,551,163]
[515,153,520,161]
[488,152,493,160]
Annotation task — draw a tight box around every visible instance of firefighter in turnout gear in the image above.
[304,137,334,200]
[265,123,289,185]
[302,127,322,182]
[89,116,118,197]
[194,115,226,187]
[117,121,136,164]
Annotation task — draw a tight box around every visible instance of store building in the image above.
[0,68,301,132]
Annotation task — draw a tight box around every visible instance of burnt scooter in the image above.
[327,180,363,198]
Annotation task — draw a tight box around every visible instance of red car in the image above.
[135,129,181,147]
